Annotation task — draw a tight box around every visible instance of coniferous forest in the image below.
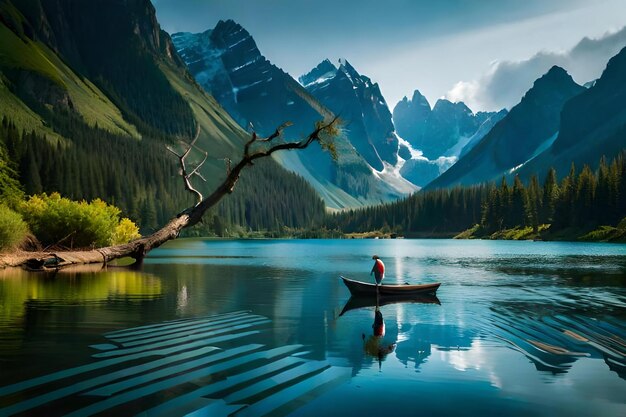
[0,116,325,236]
[327,152,626,240]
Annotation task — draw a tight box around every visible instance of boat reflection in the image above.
[362,305,396,370]
[340,293,441,316]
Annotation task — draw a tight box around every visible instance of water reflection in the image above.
[0,267,163,371]
[0,268,162,325]
[487,310,626,378]
[340,293,440,316]
[394,322,477,370]
[362,304,396,370]
[339,292,444,372]
[1,239,625,417]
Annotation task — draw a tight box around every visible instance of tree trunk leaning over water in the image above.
[0,118,340,270]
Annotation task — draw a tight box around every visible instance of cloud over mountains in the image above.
[447,26,626,111]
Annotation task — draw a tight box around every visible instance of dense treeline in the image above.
[0,117,325,235]
[480,154,626,233]
[328,152,626,237]
[327,184,491,234]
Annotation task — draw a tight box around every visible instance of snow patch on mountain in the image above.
[372,160,420,194]
[509,132,559,174]
[397,135,427,161]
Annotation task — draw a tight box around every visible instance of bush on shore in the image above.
[17,193,140,248]
[0,204,29,251]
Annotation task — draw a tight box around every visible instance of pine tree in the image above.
[576,165,596,228]
[541,167,559,224]
[554,163,577,229]
[508,175,527,227]
[525,175,541,233]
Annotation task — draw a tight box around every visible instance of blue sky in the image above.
[153,0,626,111]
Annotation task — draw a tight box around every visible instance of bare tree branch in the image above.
[188,115,340,224]
[196,172,207,182]
[261,121,293,142]
[165,146,182,159]
[171,125,204,205]
[189,152,208,178]
[2,118,341,270]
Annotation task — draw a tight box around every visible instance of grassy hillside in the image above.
[0,5,140,138]
[0,0,327,234]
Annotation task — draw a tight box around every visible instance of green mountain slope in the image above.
[0,0,325,233]
[0,3,140,139]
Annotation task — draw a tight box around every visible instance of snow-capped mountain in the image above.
[426,66,586,189]
[172,20,415,208]
[299,59,398,172]
[391,91,505,187]
[393,91,502,159]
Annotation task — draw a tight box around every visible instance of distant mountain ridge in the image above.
[393,90,502,160]
[426,66,586,189]
[516,46,626,180]
[173,20,415,208]
[390,90,506,187]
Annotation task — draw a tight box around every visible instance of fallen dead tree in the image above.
[0,118,339,270]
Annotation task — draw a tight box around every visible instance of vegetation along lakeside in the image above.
[0,1,625,416]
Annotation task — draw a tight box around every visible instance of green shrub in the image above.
[18,193,140,248]
[580,226,617,241]
[111,218,141,245]
[0,204,28,251]
[454,224,480,239]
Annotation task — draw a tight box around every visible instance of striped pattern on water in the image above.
[0,311,350,416]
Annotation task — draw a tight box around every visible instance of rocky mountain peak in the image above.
[594,45,626,87]
[522,65,580,103]
[299,59,338,87]
[209,19,260,58]
[299,58,397,170]
[433,97,467,109]
[337,58,360,79]
[411,90,431,110]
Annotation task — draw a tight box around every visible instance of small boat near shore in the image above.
[340,276,441,296]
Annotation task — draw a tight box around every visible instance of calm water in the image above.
[1,239,625,416]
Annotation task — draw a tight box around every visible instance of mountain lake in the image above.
[0,239,625,416]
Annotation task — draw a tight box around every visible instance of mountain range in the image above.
[1,0,624,224]
[172,21,415,209]
[517,45,626,181]
[427,66,586,189]
[173,19,523,194]
[428,46,626,189]
[392,91,507,187]
[393,91,502,160]
[299,58,398,172]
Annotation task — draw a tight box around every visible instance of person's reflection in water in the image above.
[363,301,396,371]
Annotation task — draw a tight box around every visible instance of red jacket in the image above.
[371,259,385,282]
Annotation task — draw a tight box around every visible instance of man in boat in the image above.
[370,255,385,286]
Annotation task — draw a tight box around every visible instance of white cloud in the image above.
[445,26,626,111]
[366,0,626,111]
[446,80,479,106]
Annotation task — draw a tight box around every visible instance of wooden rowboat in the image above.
[340,276,441,296]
